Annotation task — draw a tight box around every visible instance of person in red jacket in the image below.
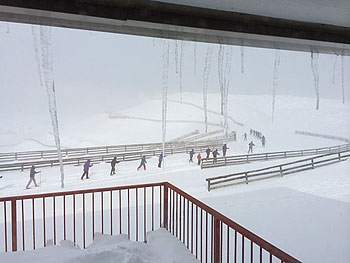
[197,153,202,165]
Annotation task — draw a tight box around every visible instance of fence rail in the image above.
[0,138,235,172]
[206,150,350,191]
[201,144,350,169]
[0,182,301,263]
[295,130,350,143]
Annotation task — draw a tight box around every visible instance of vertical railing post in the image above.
[11,199,17,252]
[163,185,168,230]
[213,217,220,263]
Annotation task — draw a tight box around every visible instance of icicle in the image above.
[153,38,156,47]
[162,40,170,169]
[218,45,225,115]
[31,25,43,86]
[271,50,281,122]
[310,50,320,110]
[240,45,245,73]
[40,26,65,188]
[179,41,184,103]
[174,40,179,74]
[6,22,9,34]
[333,55,338,84]
[203,45,214,133]
[194,42,197,74]
[341,55,345,104]
[223,46,233,137]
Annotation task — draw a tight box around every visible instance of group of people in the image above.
[25,133,268,188]
[250,129,266,147]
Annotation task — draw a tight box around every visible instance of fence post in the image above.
[311,159,314,169]
[280,166,283,177]
[207,180,211,191]
[245,173,248,184]
[11,199,17,252]
[163,185,168,230]
[338,153,341,161]
[213,217,221,263]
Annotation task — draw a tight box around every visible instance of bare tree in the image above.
[272,49,281,122]
[341,55,345,104]
[311,51,320,110]
[203,45,214,133]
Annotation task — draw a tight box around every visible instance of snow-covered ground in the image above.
[0,94,349,263]
[0,229,198,263]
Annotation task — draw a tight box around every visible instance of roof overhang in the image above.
[0,0,349,55]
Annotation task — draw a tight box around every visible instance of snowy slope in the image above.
[0,93,349,262]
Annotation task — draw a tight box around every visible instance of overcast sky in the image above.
[0,21,349,121]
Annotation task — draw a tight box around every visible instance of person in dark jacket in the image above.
[212,149,220,163]
[158,152,163,168]
[222,144,229,157]
[137,155,147,170]
[110,157,119,175]
[248,141,255,154]
[205,147,212,160]
[81,159,93,180]
[197,153,202,165]
[243,133,247,141]
[26,165,40,189]
[262,136,266,147]
[189,149,195,163]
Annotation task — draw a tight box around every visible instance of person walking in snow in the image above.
[26,165,41,189]
[250,129,252,135]
[81,159,93,180]
[262,136,266,147]
[137,155,147,171]
[243,133,247,141]
[158,152,163,168]
[110,157,119,176]
[233,132,237,141]
[212,149,220,163]
[205,147,212,160]
[248,141,255,154]
[197,153,202,166]
[222,144,229,157]
[189,149,195,163]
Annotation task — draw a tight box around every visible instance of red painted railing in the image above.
[0,182,301,263]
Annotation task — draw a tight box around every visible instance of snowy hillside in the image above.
[0,93,349,263]
[0,93,348,152]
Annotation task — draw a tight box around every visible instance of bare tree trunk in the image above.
[272,50,280,122]
[218,45,224,115]
[203,45,214,133]
[311,51,320,110]
[341,55,345,104]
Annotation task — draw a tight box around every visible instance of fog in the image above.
[0,21,349,125]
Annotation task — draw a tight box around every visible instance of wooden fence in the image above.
[206,150,350,191]
[201,144,350,169]
[0,182,301,263]
[0,139,234,172]
[295,130,350,143]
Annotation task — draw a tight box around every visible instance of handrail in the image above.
[0,140,231,172]
[165,183,301,263]
[206,150,350,191]
[0,181,301,262]
[0,140,210,160]
[295,130,350,143]
[201,143,350,169]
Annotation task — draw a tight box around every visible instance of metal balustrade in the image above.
[0,182,301,263]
